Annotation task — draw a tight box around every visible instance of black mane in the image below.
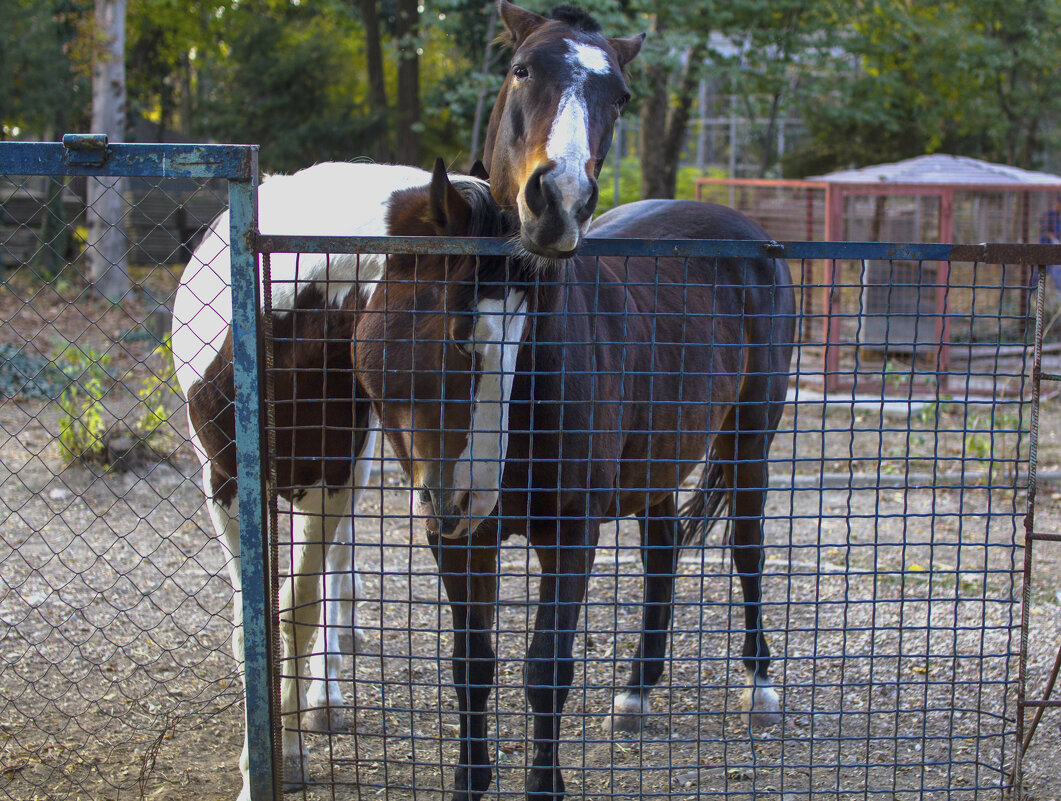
[549,5,602,33]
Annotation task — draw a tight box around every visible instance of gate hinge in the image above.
[62,134,111,167]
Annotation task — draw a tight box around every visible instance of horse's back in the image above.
[172,162,433,396]
[590,199,794,313]
[590,199,771,242]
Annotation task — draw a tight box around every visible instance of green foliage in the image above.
[598,157,714,209]
[134,334,178,451]
[56,342,113,464]
[783,0,1061,174]
[54,336,177,466]
[6,0,1061,189]
[0,343,71,400]
[0,0,90,138]
[198,6,385,173]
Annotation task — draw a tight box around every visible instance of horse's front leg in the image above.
[432,535,499,801]
[525,525,598,801]
[278,487,352,788]
[605,496,679,734]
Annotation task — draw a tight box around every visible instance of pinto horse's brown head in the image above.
[485,1,644,262]
[355,161,527,540]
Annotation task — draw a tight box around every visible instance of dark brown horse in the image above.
[353,162,796,801]
[485,0,644,259]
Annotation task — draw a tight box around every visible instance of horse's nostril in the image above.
[525,165,549,217]
[577,181,599,224]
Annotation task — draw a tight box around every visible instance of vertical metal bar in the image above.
[1013,263,1045,794]
[822,185,843,392]
[936,188,954,391]
[228,150,277,801]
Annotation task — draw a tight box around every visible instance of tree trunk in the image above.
[394,0,420,165]
[640,41,705,200]
[468,5,498,167]
[639,58,671,199]
[87,0,129,302]
[360,0,387,108]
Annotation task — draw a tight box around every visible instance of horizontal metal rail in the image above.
[1,138,254,179]
[257,234,1061,265]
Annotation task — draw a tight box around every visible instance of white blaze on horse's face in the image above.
[522,40,613,254]
[442,290,527,540]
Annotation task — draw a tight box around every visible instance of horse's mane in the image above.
[549,6,601,33]
[449,179,536,289]
[497,4,603,48]
[451,178,514,240]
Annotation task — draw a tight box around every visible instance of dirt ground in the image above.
[0,274,1059,801]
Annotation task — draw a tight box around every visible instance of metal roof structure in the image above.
[810,154,1061,186]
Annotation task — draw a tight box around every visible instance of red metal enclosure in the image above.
[696,169,1061,394]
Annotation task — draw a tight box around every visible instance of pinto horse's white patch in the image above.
[447,290,528,538]
[172,162,432,396]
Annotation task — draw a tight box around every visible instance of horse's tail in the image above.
[677,461,730,547]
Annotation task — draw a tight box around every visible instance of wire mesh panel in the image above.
[0,141,263,801]
[257,225,1056,801]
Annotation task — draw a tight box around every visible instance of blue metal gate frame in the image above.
[0,136,276,800]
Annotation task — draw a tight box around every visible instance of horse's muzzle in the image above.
[520,163,597,259]
[417,487,495,540]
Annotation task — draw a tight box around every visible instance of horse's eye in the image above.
[455,339,476,360]
[512,64,530,80]
[616,93,630,111]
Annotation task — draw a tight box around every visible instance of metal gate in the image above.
[254,228,1058,800]
[1,139,1058,801]
[0,138,274,800]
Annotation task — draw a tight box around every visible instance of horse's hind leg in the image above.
[727,443,781,728]
[604,495,679,735]
[278,486,351,788]
[305,427,378,732]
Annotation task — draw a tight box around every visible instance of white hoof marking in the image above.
[741,676,781,728]
[602,691,650,735]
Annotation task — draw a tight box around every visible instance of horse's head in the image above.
[356,161,528,540]
[485,0,644,262]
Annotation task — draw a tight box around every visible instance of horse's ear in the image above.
[497,0,547,48]
[608,32,646,68]
[469,160,490,181]
[429,157,473,236]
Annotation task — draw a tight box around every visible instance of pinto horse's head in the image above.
[355,161,527,540]
[485,0,644,262]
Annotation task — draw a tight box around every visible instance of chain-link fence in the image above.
[0,140,262,800]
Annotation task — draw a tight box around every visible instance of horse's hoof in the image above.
[602,691,649,735]
[303,703,348,733]
[526,768,564,801]
[281,746,311,790]
[335,625,368,655]
[741,681,781,728]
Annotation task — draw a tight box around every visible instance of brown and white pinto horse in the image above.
[172,163,494,800]
[485,1,644,259]
[353,163,795,801]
